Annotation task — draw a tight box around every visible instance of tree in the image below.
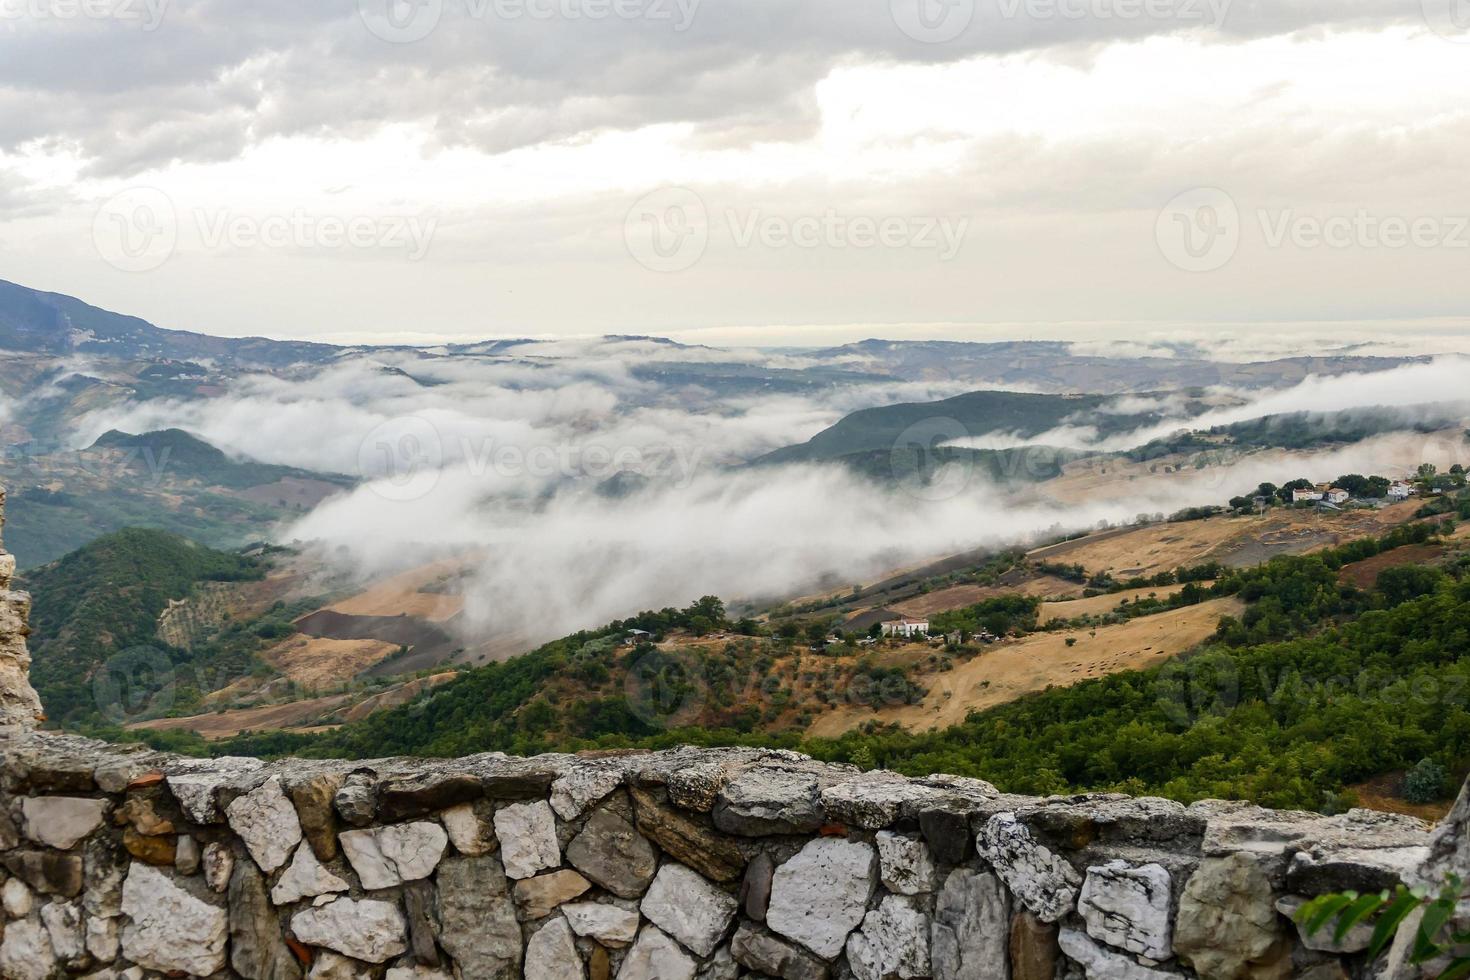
[688,596,727,627]
[1377,566,1445,607]
[1403,758,1448,804]
[1335,474,1390,499]
[1279,478,1314,503]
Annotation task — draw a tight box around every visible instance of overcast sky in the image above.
[1,0,1468,345]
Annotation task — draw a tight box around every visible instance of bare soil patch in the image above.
[326,558,468,622]
[1338,544,1448,590]
[1028,505,1425,582]
[233,477,345,512]
[341,672,458,722]
[1036,583,1195,625]
[261,634,401,687]
[892,576,1079,619]
[808,596,1242,737]
[127,694,351,740]
[1347,772,1453,822]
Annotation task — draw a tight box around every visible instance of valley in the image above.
[3,278,1468,818]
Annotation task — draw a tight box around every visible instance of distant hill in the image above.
[815,445,1088,488]
[755,389,1165,466]
[20,528,262,726]
[0,278,338,367]
[0,429,353,567]
[88,428,349,489]
[1125,403,1470,461]
[802,339,1421,392]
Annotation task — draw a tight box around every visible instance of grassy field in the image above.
[808,596,1244,736]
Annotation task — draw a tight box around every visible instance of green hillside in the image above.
[829,444,1086,487]
[755,389,1170,465]
[0,430,353,567]
[190,519,1470,812]
[1128,404,1470,461]
[88,429,349,489]
[21,529,262,726]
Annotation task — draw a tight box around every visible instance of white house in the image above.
[1388,482,1419,501]
[1324,487,1350,505]
[1292,488,1325,503]
[880,617,929,638]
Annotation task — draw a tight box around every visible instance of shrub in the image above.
[1403,758,1449,804]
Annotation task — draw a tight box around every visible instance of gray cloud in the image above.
[0,0,1431,176]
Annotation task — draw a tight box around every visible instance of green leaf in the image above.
[1303,894,1356,936]
[1438,957,1470,980]
[1367,891,1422,960]
[1335,893,1385,943]
[1411,899,1454,962]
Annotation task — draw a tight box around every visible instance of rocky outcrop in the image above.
[0,487,42,730]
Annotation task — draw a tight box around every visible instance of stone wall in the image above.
[0,486,1466,980]
[0,731,1464,980]
[0,487,43,731]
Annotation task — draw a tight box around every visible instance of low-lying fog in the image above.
[83,344,1470,655]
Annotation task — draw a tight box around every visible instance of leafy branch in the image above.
[1297,875,1469,979]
